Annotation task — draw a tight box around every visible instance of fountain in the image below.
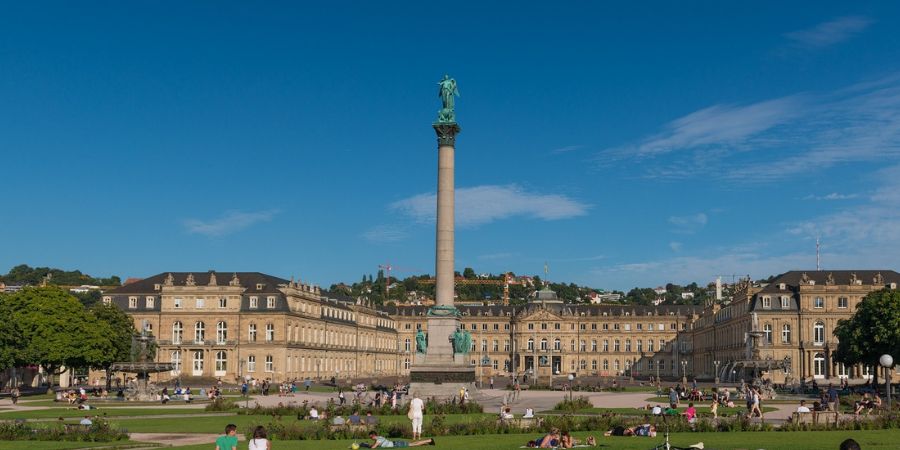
[110,321,174,401]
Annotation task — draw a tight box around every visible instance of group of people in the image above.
[525,427,589,448]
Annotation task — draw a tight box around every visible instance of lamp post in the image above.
[880,354,893,410]
[681,360,687,386]
[714,360,721,387]
[567,373,575,401]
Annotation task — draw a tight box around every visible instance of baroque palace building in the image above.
[103,272,399,382]
[689,270,900,384]
[104,269,899,385]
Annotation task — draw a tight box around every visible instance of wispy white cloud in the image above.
[802,192,859,201]
[669,242,683,252]
[391,184,590,227]
[608,97,805,158]
[361,225,408,243]
[668,213,707,234]
[550,145,585,154]
[183,210,278,237]
[604,74,900,181]
[785,15,873,48]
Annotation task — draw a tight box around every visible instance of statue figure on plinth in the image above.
[452,327,472,354]
[436,74,459,123]
[415,330,427,354]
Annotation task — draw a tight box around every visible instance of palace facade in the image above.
[104,269,899,385]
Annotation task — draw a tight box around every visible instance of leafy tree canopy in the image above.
[1,264,121,286]
[833,288,900,379]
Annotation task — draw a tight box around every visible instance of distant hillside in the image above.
[0,264,121,287]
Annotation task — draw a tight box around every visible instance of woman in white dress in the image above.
[248,426,271,450]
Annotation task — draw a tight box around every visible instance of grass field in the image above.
[271,429,900,450]
[0,442,151,450]
[0,407,218,420]
[558,406,777,416]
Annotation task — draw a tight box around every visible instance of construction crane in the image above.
[377,263,422,300]
[419,273,518,305]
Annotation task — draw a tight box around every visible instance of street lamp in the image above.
[714,360,721,387]
[567,374,575,401]
[681,360,687,386]
[880,354,893,410]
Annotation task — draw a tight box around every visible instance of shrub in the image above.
[205,397,238,412]
[553,395,592,412]
[0,418,128,442]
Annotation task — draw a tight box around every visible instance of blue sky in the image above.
[3,1,900,291]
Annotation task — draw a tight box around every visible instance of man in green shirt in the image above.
[215,424,238,450]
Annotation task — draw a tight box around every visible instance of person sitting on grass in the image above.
[603,424,656,437]
[663,405,679,415]
[214,424,238,450]
[585,435,597,446]
[526,428,561,448]
[368,431,434,447]
[559,431,575,449]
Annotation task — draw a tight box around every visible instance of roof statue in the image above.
[164,273,174,286]
[436,74,459,123]
[230,273,241,286]
[850,272,858,285]
[185,273,196,286]
[208,272,217,286]
[826,272,835,285]
[874,272,884,284]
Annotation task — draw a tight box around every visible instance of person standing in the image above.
[11,387,20,405]
[247,426,271,450]
[827,384,839,412]
[339,389,346,405]
[408,394,425,440]
[215,424,238,450]
[489,377,494,389]
[668,387,679,408]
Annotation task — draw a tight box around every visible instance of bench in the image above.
[329,423,369,432]
[497,417,542,429]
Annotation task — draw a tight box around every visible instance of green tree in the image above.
[89,303,136,389]
[462,267,477,279]
[0,293,21,371]
[5,287,114,386]
[833,289,900,386]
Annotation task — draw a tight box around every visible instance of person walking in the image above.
[247,426,271,450]
[827,384,839,412]
[339,389,346,406]
[11,387,20,405]
[408,394,425,440]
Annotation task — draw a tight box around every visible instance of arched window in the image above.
[172,321,183,345]
[404,338,411,352]
[194,322,205,343]
[171,350,182,373]
[763,323,772,344]
[625,339,632,352]
[216,321,227,344]
[265,355,274,372]
[540,338,548,351]
[614,339,620,352]
[781,324,791,343]
[814,353,826,378]
[527,338,534,351]
[603,359,609,370]
[814,322,825,345]
[248,323,257,342]
[247,355,256,372]
[192,350,204,375]
[614,359,620,371]
[554,338,561,351]
[215,351,227,373]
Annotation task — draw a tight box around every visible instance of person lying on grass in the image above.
[603,424,657,437]
[368,431,435,448]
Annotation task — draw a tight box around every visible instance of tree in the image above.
[462,267,477,279]
[833,289,900,385]
[5,287,115,386]
[89,303,136,389]
[0,293,21,372]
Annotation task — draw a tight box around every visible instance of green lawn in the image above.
[183,429,898,450]
[560,406,777,416]
[105,413,495,433]
[0,442,151,450]
[0,408,219,420]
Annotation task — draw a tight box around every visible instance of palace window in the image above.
[591,340,597,352]
[540,338,548,351]
[814,353,825,378]
[219,297,227,308]
[404,358,410,370]
[580,359,587,370]
[248,324,257,342]
[637,340,643,352]
[493,340,499,352]
[172,321,183,345]
[267,297,276,309]
[527,338,534,351]
[171,351,182,372]
[482,340,488,352]
[763,323,772,344]
[591,360,597,370]
[814,322,825,345]
[637,323,643,330]
[814,297,824,308]
[625,339,632,352]
[541,323,547,330]
[603,340,609,352]
[247,355,256,372]
[215,351,227,372]
[504,324,510,330]
[580,323,586,330]
[613,324,620,330]
[249,297,258,309]
[265,355,274,372]
[838,297,848,308]
[216,321,227,344]
[404,338,411,352]
[781,324,791,343]
[265,324,275,342]
[554,323,560,330]
[146,297,155,308]
[504,340,510,352]
[614,339,620,352]
[602,323,608,330]
[194,322,205,343]
[614,360,620,371]
[781,296,790,308]
[128,297,137,309]
[648,340,655,352]
[603,359,609,370]
[195,298,205,309]
[554,338,561,351]
[192,350,204,372]
[527,323,534,330]
[762,296,771,308]
[493,323,499,331]
[174,298,182,308]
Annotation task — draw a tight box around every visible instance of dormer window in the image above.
[256,283,264,290]
[128,297,138,309]
[267,297,276,308]
[781,296,790,308]
[146,297,155,308]
[249,297,258,309]
[778,283,786,290]
[761,296,771,308]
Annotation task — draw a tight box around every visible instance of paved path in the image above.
[131,432,242,448]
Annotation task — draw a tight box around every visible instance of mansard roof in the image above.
[106,271,289,295]
[756,270,900,296]
[382,303,700,318]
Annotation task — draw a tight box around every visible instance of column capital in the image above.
[433,122,461,147]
